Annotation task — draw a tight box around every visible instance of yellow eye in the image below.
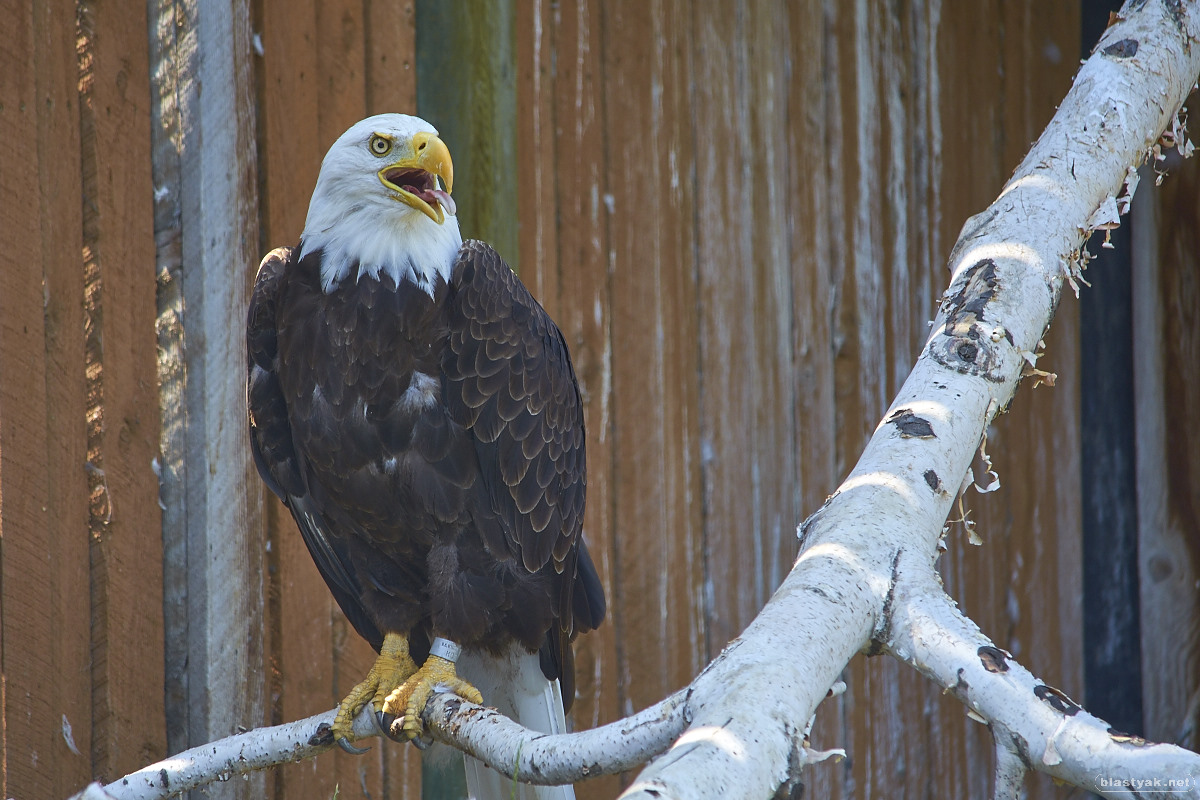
[369,134,392,156]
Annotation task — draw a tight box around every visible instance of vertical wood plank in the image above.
[600,0,706,718]
[150,0,190,762]
[1079,53,1143,737]
[35,0,94,791]
[0,31,53,786]
[691,0,800,653]
[843,0,888,444]
[76,0,167,781]
[690,0,758,651]
[786,0,839,515]
[744,0,803,600]
[0,1,92,794]
[0,14,31,795]
[514,0,559,309]
[1135,166,1200,750]
[365,0,417,115]
[150,1,267,798]
[416,0,518,263]
[316,0,366,145]
[823,0,869,488]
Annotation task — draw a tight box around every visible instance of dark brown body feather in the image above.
[247,240,604,707]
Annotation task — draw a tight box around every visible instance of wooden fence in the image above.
[1,0,1196,798]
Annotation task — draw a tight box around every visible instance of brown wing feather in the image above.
[445,242,604,700]
[445,241,586,576]
[247,246,383,650]
[247,248,305,499]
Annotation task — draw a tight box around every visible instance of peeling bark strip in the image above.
[978,645,1011,673]
[1108,728,1148,745]
[1034,684,1083,716]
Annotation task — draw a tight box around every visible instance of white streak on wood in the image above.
[853,0,887,421]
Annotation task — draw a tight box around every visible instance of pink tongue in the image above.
[430,189,456,216]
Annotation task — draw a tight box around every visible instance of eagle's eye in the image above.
[368,134,392,156]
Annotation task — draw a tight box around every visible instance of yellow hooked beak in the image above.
[377,132,455,224]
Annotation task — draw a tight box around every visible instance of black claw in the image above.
[336,736,371,755]
[412,733,433,751]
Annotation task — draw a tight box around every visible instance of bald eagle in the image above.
[247,114,605,795]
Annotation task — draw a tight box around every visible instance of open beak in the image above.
[378,132,456,224]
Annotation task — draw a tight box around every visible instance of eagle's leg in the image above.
[331,631,418,753]
[382,637,483,741]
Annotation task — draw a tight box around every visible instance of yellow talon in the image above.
[382,653,483,740]
[331,632,418,750]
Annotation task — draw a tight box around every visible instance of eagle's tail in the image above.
[458,645,575,800]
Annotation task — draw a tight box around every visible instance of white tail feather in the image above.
[456,645,575,800]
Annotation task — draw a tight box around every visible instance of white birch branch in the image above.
[992,729,1028,800]
[67,692,689,800]
[67,708,379,800]
[67,1,1200,798]
[418,689,689,784]
[890,571,1200,798]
